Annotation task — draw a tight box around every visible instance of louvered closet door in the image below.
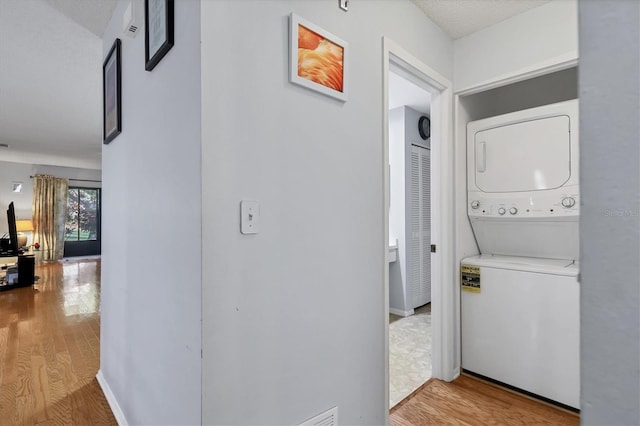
[410,145,431,308]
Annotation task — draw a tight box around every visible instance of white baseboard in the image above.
[96,369,128,425]
[453,367,461,379]
[389,307,415,317]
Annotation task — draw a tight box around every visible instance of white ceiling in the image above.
[0,0,115,170]
[44,0,118,37]
[0,0,551,170]
[411,0,552,39]
[389,72,431,114]
[382,1,554,117]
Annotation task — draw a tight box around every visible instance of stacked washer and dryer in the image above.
[461,100,580,409]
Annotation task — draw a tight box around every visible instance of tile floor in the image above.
[389,303,432,408]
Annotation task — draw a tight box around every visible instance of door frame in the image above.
[382,37,456,416]
[64,186,102,257]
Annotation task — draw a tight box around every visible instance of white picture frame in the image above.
[289,13,349,102]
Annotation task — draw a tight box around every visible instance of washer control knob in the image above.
[509,207,518,215]
[471,200,480,209]
[498,207,506,215]
[562,197,576,208]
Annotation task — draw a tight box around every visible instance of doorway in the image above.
[388,73,433,406]
[63,186,101,257]
[383,37,456,413]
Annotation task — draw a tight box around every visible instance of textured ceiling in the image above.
[411,0,552,39]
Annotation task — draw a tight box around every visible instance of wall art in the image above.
[289,13,348,102]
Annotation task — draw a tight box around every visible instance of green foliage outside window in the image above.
[65,188,100,241]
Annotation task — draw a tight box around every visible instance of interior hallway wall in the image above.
[389,107,408,314]
[0,161,34,226]
[0,161,102,233]
[453,0,578,91]
[579,1,640,424]
[99,0,202,424]
[201,1,452,424]
[32,165,102,188]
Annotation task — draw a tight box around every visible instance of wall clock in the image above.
[418,115,430,140]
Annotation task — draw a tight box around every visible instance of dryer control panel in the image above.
[468,191,579,218]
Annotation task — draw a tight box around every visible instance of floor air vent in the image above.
[298,406,338,426]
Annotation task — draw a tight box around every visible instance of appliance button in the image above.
[498,207,506,215]
[509,207,518,215]
[471,200,480,209]
[562,197,576,208]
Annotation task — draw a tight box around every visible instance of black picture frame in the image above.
[103,38,122,144]
[145,0,174,71]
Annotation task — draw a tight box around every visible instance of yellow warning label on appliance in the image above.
[461,265,481,293]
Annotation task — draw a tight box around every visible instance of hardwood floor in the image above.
[0,259,116,425]
[1,258,580,425]
[390,374,579,426]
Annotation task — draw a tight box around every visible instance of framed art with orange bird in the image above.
[289,13,348,102]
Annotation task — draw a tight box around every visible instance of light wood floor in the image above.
[1,259,580,425]
[0,259,116,425]
[391,374,579,425]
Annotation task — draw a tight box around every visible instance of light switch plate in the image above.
[240,200,259,234]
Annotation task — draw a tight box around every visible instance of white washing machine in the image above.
[461,255,579,408]
[462,100,580,409]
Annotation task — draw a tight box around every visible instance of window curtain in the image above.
[32,174,68,261]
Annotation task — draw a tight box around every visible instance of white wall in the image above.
[579,1,640,424]
[389,107,408,313]
[0,161,102,233]
[0,150,101,171]
[0,161,34,230]
[99,0,201,424]
[403,107,430,150]
[33,164,102,188]
[454,0,578,92]
[201,1,452,424]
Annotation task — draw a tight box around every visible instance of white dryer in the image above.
[467,99,579,259]
[462,100,580,409]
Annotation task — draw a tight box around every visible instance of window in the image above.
[65,188,100,242]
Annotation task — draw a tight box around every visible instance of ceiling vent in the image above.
[123,1,140,38]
